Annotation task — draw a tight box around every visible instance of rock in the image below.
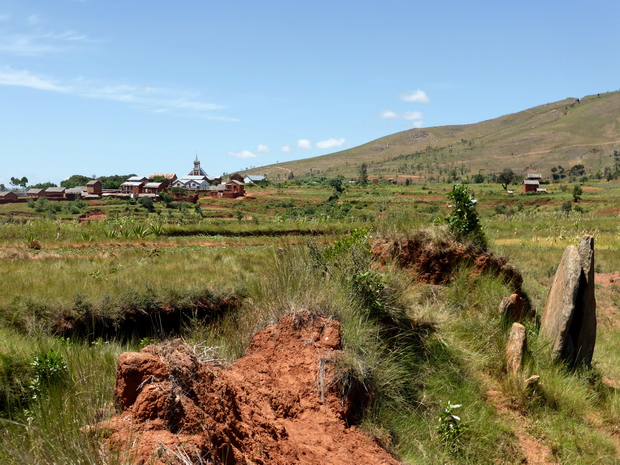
[576,235,596,366]
[506,323,527,374]
[499,294,525,322]
[540,235,597,367]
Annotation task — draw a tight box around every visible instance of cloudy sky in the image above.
[1,0,619,185]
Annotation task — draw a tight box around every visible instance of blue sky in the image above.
[1,0,619,186]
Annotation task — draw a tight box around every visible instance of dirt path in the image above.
[485,389,558,464]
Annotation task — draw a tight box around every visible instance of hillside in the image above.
[245,91,620,182]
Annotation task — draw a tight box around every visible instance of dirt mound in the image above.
[94,312,399,464]
[372,235,523,292]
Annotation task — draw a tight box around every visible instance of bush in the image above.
[445,185,485,247]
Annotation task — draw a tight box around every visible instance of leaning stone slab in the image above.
[540,235,596,367]
[506,322,527,374]
[499,293,525,322]
[575,235,596,366]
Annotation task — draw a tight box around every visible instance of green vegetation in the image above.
[0,179,620,463]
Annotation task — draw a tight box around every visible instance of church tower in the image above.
[189,154,208,176]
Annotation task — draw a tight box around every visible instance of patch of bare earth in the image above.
[485,390,558,465]
[92,312,400,465]
[79,208,106,222]
[371,235,523,292]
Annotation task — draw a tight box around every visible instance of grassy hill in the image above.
[245,91,620,182]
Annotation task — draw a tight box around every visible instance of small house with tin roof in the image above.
[120,181,144,195]
[143,182,165,195]
[27,188,45,198]
[523,174,541,194]
[0,191,18,203]
[243,175,266,184]
[86,180,102,196]
[44,187,66,200]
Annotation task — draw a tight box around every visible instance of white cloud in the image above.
[228,150,257,159]
[0,66,67,91]
[280,144,292,153]
[316,138,345,149]
[0,30,91,56]
[379,110,398,119]
[412,120,424,128]
[0,67,232,118]
[297,139,311,149]
[400,89,430,103]
[402,111,423,120]
[379,109,423,121]
[257,144,270,154]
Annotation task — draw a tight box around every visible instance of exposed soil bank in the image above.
[372,234,523,292]
[53,294,239,341]
[94,312,399,464]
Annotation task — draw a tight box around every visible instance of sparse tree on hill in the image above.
[497,168,515,191]
[572,184,583,203]
[358,163,368,187]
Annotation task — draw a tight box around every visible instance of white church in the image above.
[171,156,221,190]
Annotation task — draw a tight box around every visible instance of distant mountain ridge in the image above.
[245,91,620,182]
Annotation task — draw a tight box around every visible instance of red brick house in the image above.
[0,191,18,203]
[44,187,66,199]
[87,180,102,196]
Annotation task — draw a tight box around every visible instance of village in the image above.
[0,156,266,204]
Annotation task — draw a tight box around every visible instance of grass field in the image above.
[0,179,620,463]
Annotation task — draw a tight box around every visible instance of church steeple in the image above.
[189,154,208,177]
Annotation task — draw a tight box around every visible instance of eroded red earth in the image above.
[94,312,399,465]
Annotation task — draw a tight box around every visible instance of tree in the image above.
[10,176,28,189]
[445,184,486,247]
[561,200,572,217]
[60,175,92,189]
[358,163,368,187]
[472,173,485,183]
[30,182,57,189]
[497,168,515,190]
[0,183,5,191]
[327,176,345,194]
[98,174,135,189]
[572,184,583,203]
[137,196,155,212]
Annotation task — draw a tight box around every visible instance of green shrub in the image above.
[445,185,485,247]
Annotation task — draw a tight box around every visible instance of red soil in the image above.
[372,235,523,292]
[595,208,620,215]
[94,312,399,465]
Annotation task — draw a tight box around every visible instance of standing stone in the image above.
[575,235,596,366]
[506,323,527,374]
[499,293,525,322]
[540,235,596,367]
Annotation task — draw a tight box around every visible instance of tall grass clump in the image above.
[0,332,124,464]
